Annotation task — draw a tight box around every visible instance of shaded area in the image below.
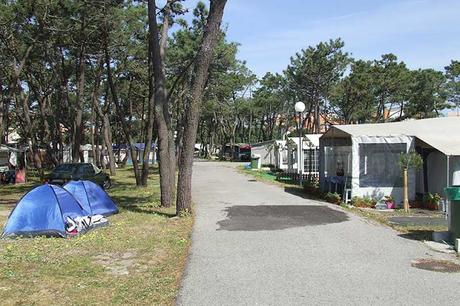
[398,230,435,241]
[411,259,460,273]
[126,167,159,179]
[112,194,175,217]
[0,182,40,206]
[389,216,447,227]
[217,205,349,231]
[0,199,16,207]
[284,186,322,201]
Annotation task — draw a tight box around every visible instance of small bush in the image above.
[424,193,441,210]
[324,192,341,205]
[351,196,377,208]
[303,178,320,196]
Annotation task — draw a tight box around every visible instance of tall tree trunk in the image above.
[315,101,320,133]
[38,95,59,166]
[148,0,174,205]
[21,92,42,174]
[176,0,227,214]
[1,45,33,144]
[92,57,116,175]
[105,45,141,185]
[73,43,86,162]
[0,78,5,144]
[102,114,116,174]
[90,108,98,165]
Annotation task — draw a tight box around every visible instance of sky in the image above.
[178,0,460,77]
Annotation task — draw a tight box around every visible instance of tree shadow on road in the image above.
[217,205,349,231]
[398,230,435,241]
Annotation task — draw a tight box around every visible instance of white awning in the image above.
[322,117,460,156]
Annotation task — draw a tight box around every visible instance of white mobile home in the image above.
[319,117,460,205]
[285,134,321,175]
[250,140,280,167]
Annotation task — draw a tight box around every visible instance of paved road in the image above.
[177,162,460,305]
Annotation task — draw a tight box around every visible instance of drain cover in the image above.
[411,259,460,273]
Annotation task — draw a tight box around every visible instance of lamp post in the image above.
[306,140,314,182]
[294,101,305,186]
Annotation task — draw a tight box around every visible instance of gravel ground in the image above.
[177,161,460,306]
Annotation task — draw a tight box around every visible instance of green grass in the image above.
[0,167,193,305]
[240,167,277,182]
[238,166,290,186]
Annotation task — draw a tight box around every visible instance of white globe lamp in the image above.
[294,101,305,113]
[294,101,305,186]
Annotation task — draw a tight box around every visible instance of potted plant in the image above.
[425,193,441,210]
[383,196,395,209]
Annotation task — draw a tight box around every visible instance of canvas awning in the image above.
[322,117,460,156]
[287,134,321,148]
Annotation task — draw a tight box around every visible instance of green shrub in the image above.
[324,192,341,205]
[351,196,377,208]
[424,193,441,210]
[303,178,320,196]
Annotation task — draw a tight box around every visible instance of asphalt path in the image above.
[177,161,460,305]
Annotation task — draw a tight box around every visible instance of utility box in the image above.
[446,186,460,244]
[251,154,261,169]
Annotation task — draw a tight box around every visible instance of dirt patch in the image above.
[93,251,138,276]
[411,259,460,273]
[0,210,11,217]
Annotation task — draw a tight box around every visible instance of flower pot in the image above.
[386,201,395,209]
[427,202,438,210]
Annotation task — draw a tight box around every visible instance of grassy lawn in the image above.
[239,167,277,182]
[0,167,193,305]
[238,166,293,187]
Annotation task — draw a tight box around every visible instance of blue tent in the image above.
[2,184,86,238]
[64,180,118,216]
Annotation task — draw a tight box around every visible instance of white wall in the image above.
[251,145,275,165]
[427,153,460,197]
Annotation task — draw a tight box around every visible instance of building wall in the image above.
[274,142,288,170]
[251,144,275,166]
[427,153,460,197]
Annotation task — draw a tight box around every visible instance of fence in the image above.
[276,172,319,185]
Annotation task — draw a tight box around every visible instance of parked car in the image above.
[45,163,111,189]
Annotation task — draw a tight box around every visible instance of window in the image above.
[324,146,352,177]
[92,163,101,174]
[304,148,319,173]
[290,148,297,165]
[282,150,288,165]
[359,143,406,187]
[54,164,79,173]
[77,164,95,175]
